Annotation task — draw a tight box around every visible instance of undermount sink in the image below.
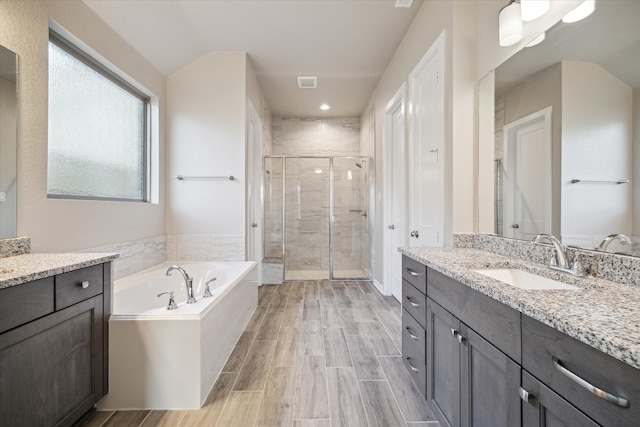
[472,268,579,291]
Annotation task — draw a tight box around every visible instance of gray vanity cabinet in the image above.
[522,316,639,427]
[0,263,111,427]
[426,298,521,427]
[401,255,428,397]
[426,298,460,427]
[521,371,599,427]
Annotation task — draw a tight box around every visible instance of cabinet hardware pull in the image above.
[519,387,532,402]
[552,356,630,408]
[405,296,420,308]
[81,281,90,289]
[406,357,420,373]
[405,327,419,341]
[406,268,420,277]
[450,328,466,344]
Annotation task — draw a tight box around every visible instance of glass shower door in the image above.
[284,158,331,280]
[332,158,370,279]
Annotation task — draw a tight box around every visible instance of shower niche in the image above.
[263,156,372,281]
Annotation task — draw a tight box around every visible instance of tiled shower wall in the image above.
[272,117,360,156]
[271,117,367,275]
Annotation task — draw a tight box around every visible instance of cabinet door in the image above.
[521,371,599,427]
[0,296,103,427]
[459,325,520,427]
[427,298,460,427]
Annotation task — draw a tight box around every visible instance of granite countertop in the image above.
[0,253,119,290]
[400,246,640,370]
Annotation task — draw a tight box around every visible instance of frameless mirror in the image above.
[485,1,640,256]
[0,45,18,239]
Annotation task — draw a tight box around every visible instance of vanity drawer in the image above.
[402,279,426,329]
[402,255,426,294]
[402,308,426,397]
[55,264,104,310]
[0,277,54,334]
[427,267,521,363]
[522,315,640,427]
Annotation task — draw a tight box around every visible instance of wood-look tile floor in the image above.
[82,281,440,427]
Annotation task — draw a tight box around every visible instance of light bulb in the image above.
[499,1,523,47]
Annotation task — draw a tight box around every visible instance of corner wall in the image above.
[0,0,166,253]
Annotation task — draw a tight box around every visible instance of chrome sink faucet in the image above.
[166,265,197,304]
[596,233,632,252]
[531,234,586,277]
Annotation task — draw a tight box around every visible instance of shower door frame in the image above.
[264,155,373,281]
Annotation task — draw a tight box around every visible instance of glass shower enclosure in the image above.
[263,156,372,281]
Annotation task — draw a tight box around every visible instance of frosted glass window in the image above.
[47,32,148,201]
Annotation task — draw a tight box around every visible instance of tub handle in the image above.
[158,291,178,310]
[204,277,217,298]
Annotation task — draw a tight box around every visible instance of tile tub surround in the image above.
[0,237,30,258]
[453,233,640,287]
[80,235,168,280]
[400,246,640,370]
[0,252,118,289]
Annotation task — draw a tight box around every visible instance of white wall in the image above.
[167,52,247,245]
[561,61,633,246]
[0,0,166,253]
[364,0,477,284]
[166,52,271,261]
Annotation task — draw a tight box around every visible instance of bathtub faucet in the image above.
[166,265,197,304]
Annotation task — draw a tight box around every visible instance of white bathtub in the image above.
[96,261,257,410]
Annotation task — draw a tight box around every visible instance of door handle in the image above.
[512,224,520,229]
[251,223,258,228]
[388,224,395,230]
[410,230,419,238]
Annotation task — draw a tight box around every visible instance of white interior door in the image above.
[383,84,407,301]
[408,33,445,248]
[247,102,263,283]
[503,107,552,240]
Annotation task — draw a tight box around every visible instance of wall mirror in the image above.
[0,44,18,239]
[484,0,640,256]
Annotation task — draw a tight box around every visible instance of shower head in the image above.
[355,160,366,168]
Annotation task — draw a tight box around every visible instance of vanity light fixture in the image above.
[320,103,330,111]
[499,0,523,47]
[562,0,595,23]
[521,0,550,22]
[526,32,546,47]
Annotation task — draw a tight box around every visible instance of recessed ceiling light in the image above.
[320,104,330,111]
[394,0,414,8]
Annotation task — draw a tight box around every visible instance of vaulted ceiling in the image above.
[82,0,423,117]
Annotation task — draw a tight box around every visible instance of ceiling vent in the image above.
[297,76,317,89]
[394,0,414,7]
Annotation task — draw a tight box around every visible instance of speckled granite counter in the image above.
[400,246,640,370]
[0,253,119,290]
